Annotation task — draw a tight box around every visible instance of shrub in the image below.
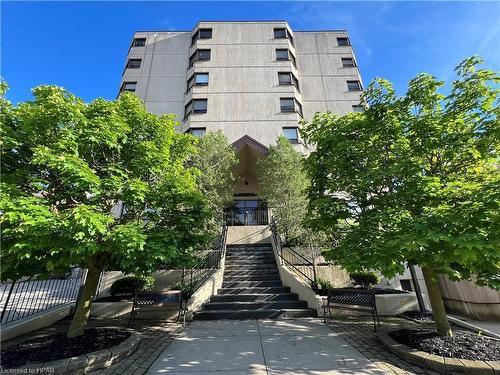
[171,281,196,300]
[110,275,155,296]
[317,277,333,291]
[349,272,379,288]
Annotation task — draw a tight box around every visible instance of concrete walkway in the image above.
[147,318,385,374]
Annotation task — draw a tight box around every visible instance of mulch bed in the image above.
[1,328,130,368]
[317,287,407,296]
[401,310,434,321]
[390,328,500,361]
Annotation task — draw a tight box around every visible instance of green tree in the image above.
[191,131,238,233]
[0,86,211,337]
[302,57,500,337]
[257,136,309,244]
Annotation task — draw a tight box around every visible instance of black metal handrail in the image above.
[269,220,318,291]
[0,268,85,325]
[180,224,228,298]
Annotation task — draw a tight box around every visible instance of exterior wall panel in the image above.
[119,22,363,148]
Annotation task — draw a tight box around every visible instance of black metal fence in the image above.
[0,268,84,325]
[225,208,269,226]
[270,220,318,291]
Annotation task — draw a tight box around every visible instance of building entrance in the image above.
[225,199,268,226]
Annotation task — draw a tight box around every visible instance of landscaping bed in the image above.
[390,328,500,361]
[317,287,407,296]
[400,310,434,322]
[2,328,130,368]
[379,329,500,374]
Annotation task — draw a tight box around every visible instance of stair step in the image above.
[204,301,308,310]
[218,286,290,294]
[226,252,275,257]
[222,280,282,288]
[227,244,272,250]
[227,246,273,250]
[226,252,273,257]
[211,293,299,302]
[226,255,276,263]
[226,261,276,266]
[223,275,280,281]
[224,269,278,276]
[194,308,317,320]
[225,264,277,270]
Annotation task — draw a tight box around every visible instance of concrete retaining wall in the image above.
[376,292,418,316]
[270,238,324,315]
[97,270,182,298]
[226,225,272,245]
[438,276,500,321]
[1,304,73,342]
[186,256,226,320]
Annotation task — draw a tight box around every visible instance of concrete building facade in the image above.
[120,21,363,225]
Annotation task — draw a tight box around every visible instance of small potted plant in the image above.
[172,281,197,301]
[315,277,333,296]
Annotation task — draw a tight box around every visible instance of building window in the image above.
[274,28,287,39]
[278,72,299,90]
[400,279,413,292]
[276,49,296,67]
[347,80,362,91]
[337,37,351,46]
[120,82,137,93]
[280,98,303,117]
[352,104,364,112]
[273,28,294,45]
[189,49,211,68]
[342,57,356,67]
[283,127,299,144]
[132,38,146,47]
[126,59,142,69]
[185,99,208,118]
[192,28,212,45]
[190,128,206,137]
[187,73,209,91]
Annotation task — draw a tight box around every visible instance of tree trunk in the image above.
[67,265,101,338]
[422,266,453,337]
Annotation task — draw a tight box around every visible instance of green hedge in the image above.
[349,272,379,288]
[110,275,155,296]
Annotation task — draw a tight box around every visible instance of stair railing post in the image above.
[279,236,284,265]
[312,252,318,292]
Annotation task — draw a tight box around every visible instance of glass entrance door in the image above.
[225,200,268,226]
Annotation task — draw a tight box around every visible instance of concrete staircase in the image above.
[194,243,317,320]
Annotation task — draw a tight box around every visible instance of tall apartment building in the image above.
[119,21,363,226]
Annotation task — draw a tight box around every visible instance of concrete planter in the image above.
[12,329,141,374]
[378,330,500,374]
[376,292,419,316]
[91,301,133,318]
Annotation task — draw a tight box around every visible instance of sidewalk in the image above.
[147,318,387,374]
[448,313,500,337]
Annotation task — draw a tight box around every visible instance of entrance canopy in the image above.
[232,135,269,196]
[227,136,270,225]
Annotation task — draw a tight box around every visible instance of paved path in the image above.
[449,313,500,337]
[147,318,386,374]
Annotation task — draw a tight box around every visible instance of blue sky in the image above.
[2,1,499,104]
